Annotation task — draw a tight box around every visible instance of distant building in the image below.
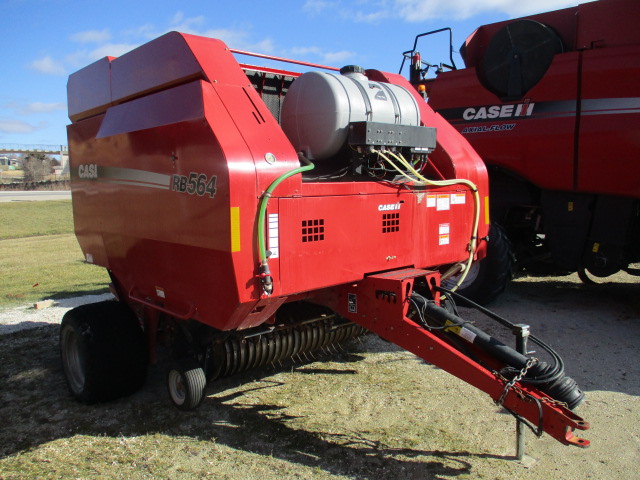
[0,156,22,168]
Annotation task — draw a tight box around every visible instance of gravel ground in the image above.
[0,272,638,479]
[0,293,113,335]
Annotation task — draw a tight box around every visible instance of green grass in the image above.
[0,200,74,239]
[0,201,109,307]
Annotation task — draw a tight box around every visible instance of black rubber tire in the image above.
[443,223,514,305]
[60,300,148,404]
[167,359,207,411]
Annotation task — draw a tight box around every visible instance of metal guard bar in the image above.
[231,48,341,72]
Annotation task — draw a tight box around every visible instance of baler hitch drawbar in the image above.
[312,268,590,448]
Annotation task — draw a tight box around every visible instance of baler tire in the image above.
[167,359,207,411]
[443,223,514,305]
[60,300,148,404]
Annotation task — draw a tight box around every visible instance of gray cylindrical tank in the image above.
[281,66,421,160]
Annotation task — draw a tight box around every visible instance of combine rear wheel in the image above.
[443,223,514,305]
[167,359,207,411]
[60,300,148,404]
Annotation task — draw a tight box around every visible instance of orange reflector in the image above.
[484,196,490,225]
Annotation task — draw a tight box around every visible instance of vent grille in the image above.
[382,213,400,233]
[302,219,325,242]
[244,70,295,124]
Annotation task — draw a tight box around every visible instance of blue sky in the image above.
[0,0,585,148]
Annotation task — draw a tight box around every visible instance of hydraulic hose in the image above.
[257,154,315,295]
[410,292,585,410]
[377,150,481,291]
[436,285,566,384]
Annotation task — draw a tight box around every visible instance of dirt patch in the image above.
[0,272,638,479]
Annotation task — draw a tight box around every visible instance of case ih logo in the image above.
[78,164,98,179]
[378,202,401,211]
[462,100,535,121]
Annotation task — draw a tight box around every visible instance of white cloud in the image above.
[392,0,581,21]
[24,102,66,114]
[3,102,66,115]
[170,11,185,25]
[248,39,276,54]
[64,50,93,69]
[88,43,140,60]
[70,29,111,44]
[321,50,354,64]
[201,28,250,47]
[303,0,340,14]
[290,46,323,56]
[33,13,277,76]
[170,11,206,33]
[62,42,140,70]
[0,118,47,134]
[196,28,274,53]
[29,56,66,76]
[123,24,157,40]
[316,0,584,23]
[290,46,354,65]
[502,0,589,17]
[352,9,389,23]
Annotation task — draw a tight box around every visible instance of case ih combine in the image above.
[407,0,640,303]
[62,30,589,450]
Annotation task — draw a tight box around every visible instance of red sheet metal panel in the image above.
[67,56,115,122]
[68,31,488,331]
[577,44,640,197]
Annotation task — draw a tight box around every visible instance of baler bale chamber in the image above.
[62,31,589,448]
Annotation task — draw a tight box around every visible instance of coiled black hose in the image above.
[411,290,585,410]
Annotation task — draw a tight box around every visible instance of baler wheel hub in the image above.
[167,360,207,411]
[60,324,86,394]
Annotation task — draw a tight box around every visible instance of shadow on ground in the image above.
[1,276,637,478]
[0,326,506,479]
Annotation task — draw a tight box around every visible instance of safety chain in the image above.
[540,396,569,410]
[495,357,538,407]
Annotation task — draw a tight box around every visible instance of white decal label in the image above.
[451,193,466,205]
[268,213,279,258]
[439,223,450,245]
[427,195,437,208]
[436,194,450,211]
[459,327,477,343]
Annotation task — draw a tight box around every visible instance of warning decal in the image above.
[439,223,450,245]
[451,193,466,205]
[436,194,450,211]
[268,213,279,258]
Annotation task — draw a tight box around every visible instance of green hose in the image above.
[257,155,315,295]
